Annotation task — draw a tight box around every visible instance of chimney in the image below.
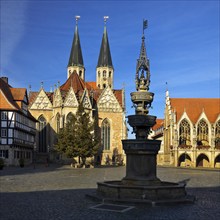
[1,77,8,84]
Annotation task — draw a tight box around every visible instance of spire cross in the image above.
[75,15,80,25]
[104,16,109,26]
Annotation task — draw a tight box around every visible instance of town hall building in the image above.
[151,91,220,168]
[28,18,127,164]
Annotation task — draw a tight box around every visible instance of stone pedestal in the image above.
[122,139,161,185]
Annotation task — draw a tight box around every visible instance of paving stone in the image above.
[0,165,219,220]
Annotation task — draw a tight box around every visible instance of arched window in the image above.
[79,70,82,78]
[101,119,110,150]
[66,112,74,124]
[215,120,220,148]
[103,70,106,78]
[38,115,47,153]
[179,119,191,146]
[103,84,106,88]
[109,71,111,77]
[56,114,60,133]
[197,119,209,146]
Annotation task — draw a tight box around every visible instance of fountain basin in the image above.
[131,91,154,104]
[127,115,156,128]
[96,180,195,204]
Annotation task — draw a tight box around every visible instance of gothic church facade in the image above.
[28,20,127,164]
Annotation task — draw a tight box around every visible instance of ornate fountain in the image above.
[93,21,195,205]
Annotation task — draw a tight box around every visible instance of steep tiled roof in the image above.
[152,119,164,130]
[11,88,26,101]
[170,98,220,123]
[60,71,86,93]
[28,91,53,106]
[86,82,99,90]
[45,92,53,103]
[0,78,37,121]
[0,78,20,110]
[113,90,123,108]
[29,72,124,109]
[28,92,39,106]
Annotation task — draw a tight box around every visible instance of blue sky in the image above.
[1,0,219,128]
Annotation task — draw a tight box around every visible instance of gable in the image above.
[64,87,78,107]
[53,88,63,107]
[30,89,53,110]
[98,87,122,112]
[81,89,92,109]
[0,90,18,110]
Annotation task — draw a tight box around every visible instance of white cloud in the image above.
[0,1,28,75]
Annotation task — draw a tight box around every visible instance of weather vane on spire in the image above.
[104,16,109,25]
[75,15,80,25]
[143,19,148,35]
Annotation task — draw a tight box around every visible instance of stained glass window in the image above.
[101,119,110,150]
[197,119,209,145]
[179,119,191,145]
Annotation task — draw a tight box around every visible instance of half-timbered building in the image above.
[0,77,36,166]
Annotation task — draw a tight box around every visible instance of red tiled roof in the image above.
[60,71,86,93]
[28,92,39,106]
[113,90,123,107]
[170,98,220,123]
[0,78,20,110]
[46,92,53,103]
[152,119,164,130]
[28,72,124,109]
[0,78,37,121]
[86,82,99,90]
[29,91,53,106]
[11,88,26,101]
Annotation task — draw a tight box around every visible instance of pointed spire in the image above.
[97,16,113,68]
[68,16,84,68]
[135,19,150,91]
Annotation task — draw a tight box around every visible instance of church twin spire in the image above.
[67,16,114,89]
[67,16,85,79]
[97,16,113,69]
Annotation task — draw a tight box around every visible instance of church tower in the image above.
[96,16,114,89]
[67,16,85,80]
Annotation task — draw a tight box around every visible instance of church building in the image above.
[28,18,127,164]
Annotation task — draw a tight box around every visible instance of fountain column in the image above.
[93,20,194,205]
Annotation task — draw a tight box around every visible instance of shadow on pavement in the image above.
[0,186,220,220]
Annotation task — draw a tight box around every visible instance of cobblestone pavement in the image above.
[0,164,220,220]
